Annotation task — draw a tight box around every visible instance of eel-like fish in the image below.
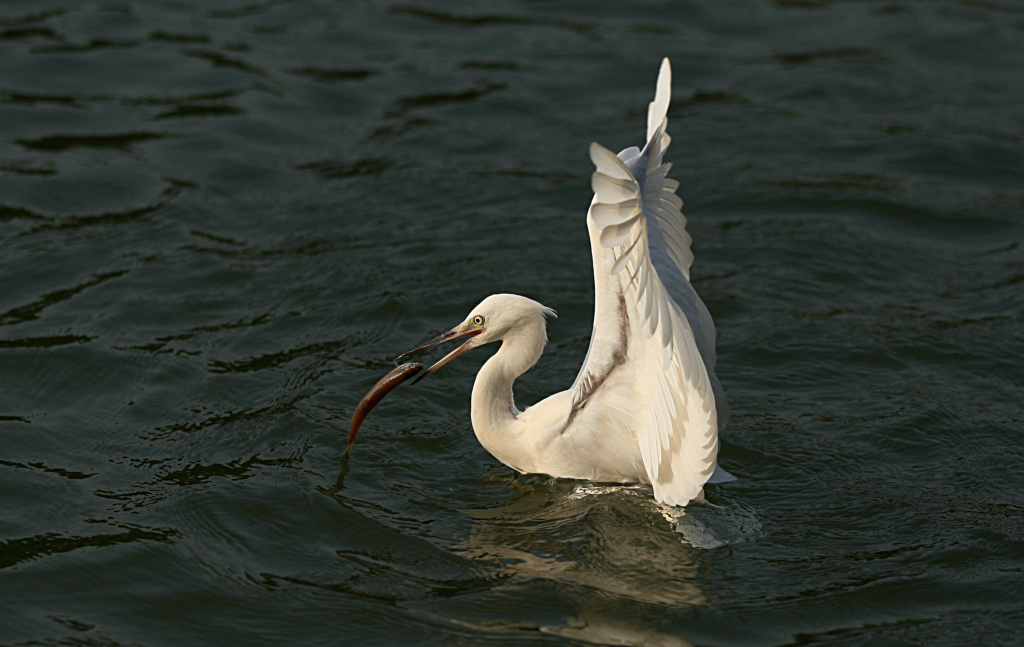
[345,362,423,456]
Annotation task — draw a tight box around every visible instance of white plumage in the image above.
[400,59,732,506]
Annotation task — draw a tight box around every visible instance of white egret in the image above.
[398,59,733,506]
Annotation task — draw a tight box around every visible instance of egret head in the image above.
[396,293,556,382]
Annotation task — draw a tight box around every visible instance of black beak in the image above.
[395,322,483,383]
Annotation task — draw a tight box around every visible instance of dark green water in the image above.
[2,1,1023,645]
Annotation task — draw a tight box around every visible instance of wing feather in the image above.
[592,173,639,203]
[611,235,642,275]
[589,143,635,181]
[647,58,672,142]
[591,200,641,228]
[600,219,640,247]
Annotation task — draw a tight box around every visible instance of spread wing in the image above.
[569,58,726,506]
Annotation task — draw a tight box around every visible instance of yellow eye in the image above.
[472,315,484,326]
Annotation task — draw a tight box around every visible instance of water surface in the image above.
[2,1,1023,645]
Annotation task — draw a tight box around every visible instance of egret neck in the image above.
[470,313,550,473]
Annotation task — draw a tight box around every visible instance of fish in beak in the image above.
[345,318,484,459]
[345,362,422,456]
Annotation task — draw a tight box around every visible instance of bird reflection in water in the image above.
[327,460,758,645]
[451,474,707,645]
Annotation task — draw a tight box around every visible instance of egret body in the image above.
[400,60,732,506]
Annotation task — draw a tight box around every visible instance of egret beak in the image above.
[395,321,484,383]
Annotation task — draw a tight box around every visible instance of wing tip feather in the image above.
[646,58,672,142]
